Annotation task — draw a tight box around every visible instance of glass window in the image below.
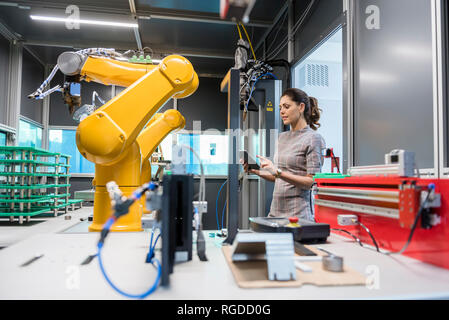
[48,129,230,176]
[18,119,42,148]
[0,131,6,146]
[49,129,95,174]
[0,131,5,172]
[292,28,343,173]
[174,133,229,176]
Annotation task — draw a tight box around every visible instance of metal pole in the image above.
[288,0,294,63]
[6,40,23,145]
[220,69,241,245]
[42,64,51,150]
[342,0,354,173]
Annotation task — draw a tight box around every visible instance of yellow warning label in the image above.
[267,101,273,107]
[267,108,274,112]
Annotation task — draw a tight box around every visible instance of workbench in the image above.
[0,207,449,300]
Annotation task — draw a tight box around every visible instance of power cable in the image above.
[265,0,316,60]
[384,185,434,255]
[265,11,288,54]
[236,22,243,40]
[334,184,435,255]
[216,180,228,230]
[239,22,256,60]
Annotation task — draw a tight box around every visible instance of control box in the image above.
[384,149,415,177]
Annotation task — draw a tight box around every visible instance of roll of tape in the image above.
[322,255,344,272]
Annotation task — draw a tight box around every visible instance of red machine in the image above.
[314,176,449,270]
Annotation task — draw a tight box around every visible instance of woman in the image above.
[243,88,325,221]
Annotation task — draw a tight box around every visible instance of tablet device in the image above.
[240,150,260,170]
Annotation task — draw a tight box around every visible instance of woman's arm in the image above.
[277,171,314,189]
[256,155,315,189]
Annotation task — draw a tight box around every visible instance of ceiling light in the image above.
[30,15,138,28]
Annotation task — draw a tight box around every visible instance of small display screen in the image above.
[391,155,399,163]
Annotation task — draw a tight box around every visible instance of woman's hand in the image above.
[240,156,277,180]
[256,155,276,175]
[240,159,257,175]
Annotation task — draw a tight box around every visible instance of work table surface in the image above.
[0,208,449,300]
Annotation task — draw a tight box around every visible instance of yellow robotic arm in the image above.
[55,51,199,232]
[75,54,198,166]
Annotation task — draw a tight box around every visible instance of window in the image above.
[174,132,229,176]
[292,28,343,173]
[18,118,42,148]
[0,131,6,172]
[48,129,229,177]
[0,131,6,146]
[48,129,95,174]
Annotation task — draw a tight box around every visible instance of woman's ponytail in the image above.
[306,96,321,131]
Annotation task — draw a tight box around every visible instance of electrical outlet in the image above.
[337,214,359,226]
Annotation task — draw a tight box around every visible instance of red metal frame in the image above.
[323,148,340,173]
[314,176,449,270]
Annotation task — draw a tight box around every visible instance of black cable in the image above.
[385,189,433,255]
[265,11,288,54]
[356,221,379,252]
[331,228,363,247]
[309,182,316,222]
[335,187,433,255]
[265,0,316,60]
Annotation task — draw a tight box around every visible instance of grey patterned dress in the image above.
[268,126,325,220]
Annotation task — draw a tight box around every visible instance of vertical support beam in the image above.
[42,64,51,150]
[432,0,445,178]
[441,0,449,177]
[220,69,240,245]
[257,80,282,217]
[6,40,22,146]
[342,0,354,173]
[129,0,142,50]
[287,0,294,63]
[241,90,250,229]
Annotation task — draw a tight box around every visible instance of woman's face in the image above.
[279,95,304,126]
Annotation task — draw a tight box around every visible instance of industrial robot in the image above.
[29,48,199,232]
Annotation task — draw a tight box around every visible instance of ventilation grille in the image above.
[305,64,329,87]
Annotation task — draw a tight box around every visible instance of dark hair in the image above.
[281,88,322,130]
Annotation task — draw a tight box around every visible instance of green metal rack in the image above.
[0,146,82,224]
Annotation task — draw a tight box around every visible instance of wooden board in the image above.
[222,245,366,289]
